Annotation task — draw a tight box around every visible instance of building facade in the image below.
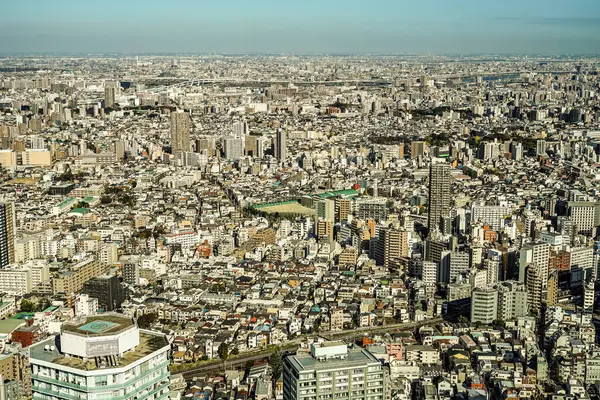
[283,341,386,400]
[428,163,451,232]
[170,110,191,153]
[30,314,170,400]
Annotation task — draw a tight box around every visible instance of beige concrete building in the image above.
[52,258,105,294]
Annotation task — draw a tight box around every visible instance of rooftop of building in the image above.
[30,330,168,371]
[287,346,380,372]
[61,314,134,336]
[0,319,25,335]
[316,189,358,199]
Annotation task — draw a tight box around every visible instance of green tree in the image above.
[137,313,157,329]
[20,299,35,312]
[231,347,239,356]
[458,315,468,323]
[493,319,505,328]
[218,343,229,360]
[74,201,89,209]
[139,229,152,239]
[268,350,283,380]
[36,298,51,312]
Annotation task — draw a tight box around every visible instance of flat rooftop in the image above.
[62,314,134,336]
[31,331,168,371]
[287,347,380,372]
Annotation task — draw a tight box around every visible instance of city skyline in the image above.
[2,0,600,397]
[2,0,600,55]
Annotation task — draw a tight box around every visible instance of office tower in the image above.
[471,287,498,324]
[519,243,550,288]
[0,203,15,267]
[283,342,386,400]
[223,136,244,160]
[410,141,426,158]
[170,110,191,153]
[526,264,543,314]
[375,227,409,268]
[275,130,287,160]
[104,87,116,108]
[82,274,124,311]
[428,163,451,232]
[497,281,528,321]
[30,314,170,400]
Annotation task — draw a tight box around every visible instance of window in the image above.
[94,376,108,386]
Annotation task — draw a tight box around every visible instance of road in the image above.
[180,316,446,381]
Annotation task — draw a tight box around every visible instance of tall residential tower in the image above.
[428,162,451,233]
[275,130,287,161]
[0,202,15,267]
[170,110,191,153]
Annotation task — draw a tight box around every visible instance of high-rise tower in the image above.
[275,130,287,161]
[428,162,451,233]
[170,110,191,153]
[0,202,15,267]
[104,87,116,109]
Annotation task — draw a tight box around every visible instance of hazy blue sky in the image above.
[2,0,600,54]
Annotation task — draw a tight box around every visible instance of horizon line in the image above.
[0,52,599,58]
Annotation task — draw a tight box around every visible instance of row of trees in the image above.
[20,298,51,313]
